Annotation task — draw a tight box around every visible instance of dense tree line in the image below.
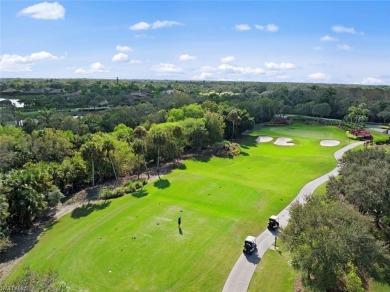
[1,79,389,127]
[282,147,390,291]
[0,101,253,251]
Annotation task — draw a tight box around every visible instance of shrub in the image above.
[349,128,372,139]
[133,180,143,189]
[265,117,292,126]
[112,187,125,197]
[346,131,358,140]
[371,131,390,144]
[123,184,136,194]
[99,187,123,199]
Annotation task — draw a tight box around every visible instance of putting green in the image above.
[4,125,352,291]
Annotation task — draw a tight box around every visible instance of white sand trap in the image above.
[256,136,273,143]
[320,140,340,147]
[274,137,295,146]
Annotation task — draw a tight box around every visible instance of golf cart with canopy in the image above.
[268,215,280,231]
[243,235,257,254]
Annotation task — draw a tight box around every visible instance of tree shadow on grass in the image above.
[132,189,148,198]
[177,163,187,170]
[240,151,249,156]
[240,136,258,149]
[154,179,170,189]
[193,156,211,163]
[71,201,111,219]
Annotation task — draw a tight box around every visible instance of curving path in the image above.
[222,141,364,292]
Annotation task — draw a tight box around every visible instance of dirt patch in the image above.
[274,137,295,146]
[320,139,340,147]
[294,276,302,292]
[256,136,273,143]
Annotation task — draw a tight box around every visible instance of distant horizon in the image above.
[1,1,389,85]
[1,77,389,88]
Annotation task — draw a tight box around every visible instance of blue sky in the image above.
[1,1,389,85]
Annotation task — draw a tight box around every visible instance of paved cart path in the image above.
[222,142,364,292]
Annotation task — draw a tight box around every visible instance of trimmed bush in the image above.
[350,128,372,139]
[346,131,358,140]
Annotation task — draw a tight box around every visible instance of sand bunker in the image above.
[274,137,295,146]
[320,140,340,147]
[256,136,273,143]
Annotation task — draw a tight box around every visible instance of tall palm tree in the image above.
[132,139,145,179]
[172,125,183,165]
[227,110,241,141]
[81,142,100,187]
[151,129,166,180]
[102,140,117,182]
[133,126,149,179]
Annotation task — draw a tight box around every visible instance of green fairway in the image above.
[248,242,297,292]
[4,125,352,291]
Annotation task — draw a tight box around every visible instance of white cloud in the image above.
[255,25,265,31]
[193,63,266,80]
[0,55,33,72]
[220,56,235,63]
[151,63,183,74]
[130,59,141,64]
[73,68,87,74]
[218,63,264,75]
[116,45,133,52]
[337,44,353,51]
[0,51,60,72]
[255,24,279,32]
[112,53,128,62]
[314,46,323,51]
[18,2,65,20]
[192,71,215,80]
[152,20,182,29]
[320,35,338,42]
[129,20,182,30]
[310,62,332,68]
[234,24,251,31]
[74,62,108,74]
[361,77,382,85]
[266,24,279,32]
[265,62,295,70]
[29,51,59,61]
[307,72,327,80]
[332,25,360,34]
[90,62,106,72]
[179,54,196,61]
[276,75,291,80]
[129,21,151,30]
[200,65,217,73]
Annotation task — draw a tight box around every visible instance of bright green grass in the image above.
[370,281,390,291]
[4,125,352,291]
[250,171,389,292]
[248,242,297,292]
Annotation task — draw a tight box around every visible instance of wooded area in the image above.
[1,79,389,289]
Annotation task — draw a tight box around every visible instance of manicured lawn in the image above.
[248,242,297,292]
[5,125,352,291]
[249,162,389,292]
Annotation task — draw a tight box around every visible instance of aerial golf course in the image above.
[5,124,354,291]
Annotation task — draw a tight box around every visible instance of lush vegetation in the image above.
[281,147,390,291]
[0,100,256,249]
[1,79,390,128]
[1,78,389,290]
[4,125,351,290]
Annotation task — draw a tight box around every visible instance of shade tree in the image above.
[282,194,390,291]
